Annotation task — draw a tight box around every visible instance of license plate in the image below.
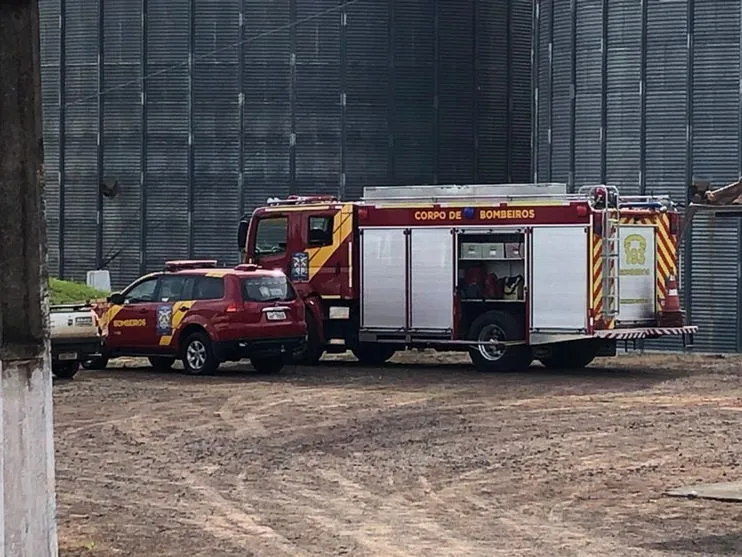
[58,352,77,361]
[265,310,286,321]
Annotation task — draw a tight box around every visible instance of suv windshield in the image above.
[241,275,295,302]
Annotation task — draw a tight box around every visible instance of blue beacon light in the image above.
[462,207,476,219]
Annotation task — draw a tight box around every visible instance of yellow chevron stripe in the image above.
[97,305,124,333]
[159,301,195,346]
[306,203,354,280]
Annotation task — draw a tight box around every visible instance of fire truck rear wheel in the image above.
[539,340,600,370]
[468,310,530,373]
[352,343,396,366]
[181,331,218,375]
[148,356,176,370]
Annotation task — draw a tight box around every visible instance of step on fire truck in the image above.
[236,181,731,372]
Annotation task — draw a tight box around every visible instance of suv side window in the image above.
[124,277,158,304]
[255,217,288,256]
[308,216,333,247]
[193,276,225,300]
[158,276,187,302]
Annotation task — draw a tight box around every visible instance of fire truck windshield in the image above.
[241,276,296,302]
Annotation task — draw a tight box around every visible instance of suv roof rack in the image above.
[164,259,218,272]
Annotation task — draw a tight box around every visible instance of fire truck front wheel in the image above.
[292,310,324,366]
[468,311,530,373]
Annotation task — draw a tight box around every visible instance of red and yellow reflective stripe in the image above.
[306,202,354,280]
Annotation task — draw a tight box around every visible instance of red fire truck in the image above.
[237,183,699,372]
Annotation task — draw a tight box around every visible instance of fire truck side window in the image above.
[254,217,288,255]
[308,216,333,247]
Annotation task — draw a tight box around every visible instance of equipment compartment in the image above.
[456,231,526,302]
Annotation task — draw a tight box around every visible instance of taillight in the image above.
[225,304,240,313]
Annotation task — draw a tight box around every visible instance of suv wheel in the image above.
[181,332,218,375]
[53,361,80,379]
[148,356,176,370]
[250,354,284,374]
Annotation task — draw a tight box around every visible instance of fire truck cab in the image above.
[238,183,698,372]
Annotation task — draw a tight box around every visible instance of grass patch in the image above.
[49,278,110,305]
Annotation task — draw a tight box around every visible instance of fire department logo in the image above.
[624,234,647,266]
[156,305,173,336]
[290,252,309,282]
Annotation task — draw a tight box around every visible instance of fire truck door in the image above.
[530,226,589,333]
[251,213,299,275]
[617,225,656,324]
[303,204,354,297]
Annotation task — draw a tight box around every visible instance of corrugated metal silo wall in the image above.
[533,0,741,353]
[39,0,532,289]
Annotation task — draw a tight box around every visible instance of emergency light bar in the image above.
[266,194,338,206]
[164,259,218,272]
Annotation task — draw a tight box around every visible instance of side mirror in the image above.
[108,292,125,305]
[237,218,249,251]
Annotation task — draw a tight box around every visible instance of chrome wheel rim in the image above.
[478,324,506,361]
[186,340,207,370]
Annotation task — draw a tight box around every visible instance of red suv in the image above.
[86,260,307,375]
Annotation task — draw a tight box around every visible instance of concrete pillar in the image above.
[0,0,59,556]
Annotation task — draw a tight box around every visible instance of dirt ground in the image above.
[54,351,742,557]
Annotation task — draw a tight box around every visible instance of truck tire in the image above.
[292,311,324,366]
[148,356,175,370]
[539,340,600,370]
[181,332,218,375]
[467,310,531,373]
[352,343,396,366]
[82,355,109,370]
[250,355,284,374]
[53,361,80,379]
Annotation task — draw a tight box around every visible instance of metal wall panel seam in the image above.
[433,0,439,184]
[58,0,66,277]
[237,0,245,217]
[684,0,694,326]
[639,0,647,195]
[187,0,195,257]
[472,0,478,183]
[738,0,742,351]
[547,0,553,181]
[339,0,347,199]
[96,0,104,269]
[600,0,607,184]
[139,0,147,274]
[387,0,395,183]
[532,0,540,181]
[569,0,576,191]
[289,0,296,195]
[506,0,513,182]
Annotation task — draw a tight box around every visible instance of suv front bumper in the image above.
[214,336,306,362]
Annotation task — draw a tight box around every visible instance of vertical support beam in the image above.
[547,0,554,181]
[639,0,648,195]
[684,0,694,327]
[531,0,540,182]
[0,1,58,554]
[237,1,245,215]
[187,0,195,257]
[139,0,148,274]
[387,0,395,183]
[600,0,608,185]
[432,0,439,184]
[472,0,479,182]
[58,0,67,278]
[96,0,105,268]
[505,0,512,182]
[569,0,577,191]
[737,0,742,351]
[289,0,296,195]
[339,1,347,199]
